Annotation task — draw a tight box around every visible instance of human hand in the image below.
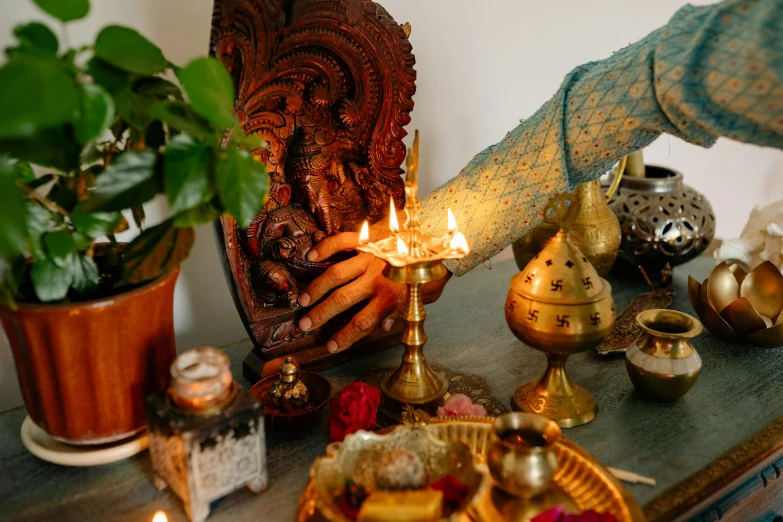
[297,219,451,353]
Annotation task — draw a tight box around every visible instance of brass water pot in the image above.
[512,159,625,278]
[625,309,703,401]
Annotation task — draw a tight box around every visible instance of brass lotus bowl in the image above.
[310,425,492,522]
[688,261,783,347]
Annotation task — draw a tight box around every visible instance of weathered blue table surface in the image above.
[2,256,783,522]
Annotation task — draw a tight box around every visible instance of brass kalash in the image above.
[506,194,615,428]
[358,131,469,420]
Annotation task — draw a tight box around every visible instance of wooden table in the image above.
[2,256,783,522]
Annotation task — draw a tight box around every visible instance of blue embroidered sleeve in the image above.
[419,0,783,276]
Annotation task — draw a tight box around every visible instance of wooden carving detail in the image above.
[210,0,415,362]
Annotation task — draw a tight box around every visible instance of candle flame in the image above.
[152,512,168,522]
[451,231,469,253]
[396,236,409,255]
[447,208,457,233]
[359,221,370,244]
[389,197,399,233]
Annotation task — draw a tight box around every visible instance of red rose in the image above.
[429,475,469,510]
[329,382,381,442]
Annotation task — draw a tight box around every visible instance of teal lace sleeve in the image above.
[420,0,783,276]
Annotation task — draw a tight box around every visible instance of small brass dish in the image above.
[250,370,331,432]
[688,261,783,347]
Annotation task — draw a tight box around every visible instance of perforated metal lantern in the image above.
[608,166,715,269]
[506,229,615,428]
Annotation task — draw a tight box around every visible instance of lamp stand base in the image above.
[511,354,597,428]
[379,366,448,421]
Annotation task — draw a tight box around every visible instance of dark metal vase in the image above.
[608,165,715,270]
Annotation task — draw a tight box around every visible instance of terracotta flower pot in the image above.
[0,269,179,445]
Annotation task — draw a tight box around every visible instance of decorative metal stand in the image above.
[358,131,469,420]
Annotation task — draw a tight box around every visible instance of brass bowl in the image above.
[688,261,783,347]
[309,425,492,522]
[486,413,561,498]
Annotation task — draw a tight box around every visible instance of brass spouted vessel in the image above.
[506,195,615,428]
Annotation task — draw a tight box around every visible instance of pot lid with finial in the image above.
[510,193,610,305]
[278,356,299,383]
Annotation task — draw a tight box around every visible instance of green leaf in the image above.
[120,220,194,285]
[233,132,267,150]
[25,201,51,258]
[75,83,115,144]
[71,231,92,250]
[26,174,54,190]
[0,159,29,256]
[216,148,268,228]
[68,253,99,298]
[46,179,77,213]
[87,57,132,94]
[0,58,80,138]
[147,101,211,139]
[7,22,59,59]
[43,230,76,267]
[30,257,72,302]
[13,161,35,183]
[173,201,220,228]
[134,77,183,101]
[176,57,235,128]
[145,120,165,149]
[94,26,166,76]
[163,135,211,213]
[80,150,159,212]
[32,0,89,22]
[71,207,124,238]
[114,89,153,130]
[0,127,82,171]
[0,256,26,309]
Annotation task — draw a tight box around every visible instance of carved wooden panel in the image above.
[210,0,415,377]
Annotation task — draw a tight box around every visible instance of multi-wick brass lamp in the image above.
[357,130,469,420]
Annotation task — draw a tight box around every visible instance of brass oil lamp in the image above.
[358,130,469,420]
[505,195,615,428]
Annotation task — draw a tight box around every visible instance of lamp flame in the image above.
[451,232,469,253]
[447,208,457,233]
[152,512,168,522]
[359,221,370,244]
[397,236,409,255]
[389,197,399,233]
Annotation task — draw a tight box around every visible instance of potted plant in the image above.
[0,0,268,445]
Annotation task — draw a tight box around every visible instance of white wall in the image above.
[1,0,781,410]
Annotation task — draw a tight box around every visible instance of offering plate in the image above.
[296,417,644,522]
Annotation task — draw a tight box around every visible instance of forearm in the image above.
[421,0,783,276]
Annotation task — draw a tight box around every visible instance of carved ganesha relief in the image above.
[211,0,415,360]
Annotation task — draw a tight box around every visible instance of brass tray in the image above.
[295,417,644,522]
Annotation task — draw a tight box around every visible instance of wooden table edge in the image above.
[642,415,783,521]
